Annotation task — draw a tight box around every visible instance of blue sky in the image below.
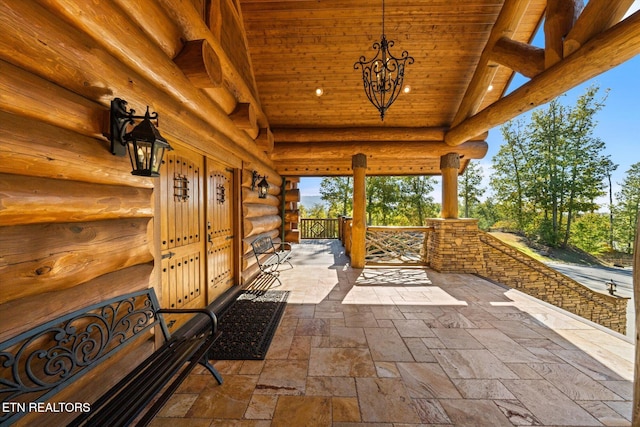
[298,5,640,207]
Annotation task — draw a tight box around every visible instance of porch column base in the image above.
[425,218,486,274]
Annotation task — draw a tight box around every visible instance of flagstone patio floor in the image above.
[150,240,634,427]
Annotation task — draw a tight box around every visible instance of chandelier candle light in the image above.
[354,0,414,120]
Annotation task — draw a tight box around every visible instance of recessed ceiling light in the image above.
[403,85,411,94]
[315,88,324,96]
[487,84,494,92]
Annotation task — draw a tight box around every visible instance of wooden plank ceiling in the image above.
[239,0,547,176]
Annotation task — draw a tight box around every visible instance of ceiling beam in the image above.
[271,140,488,162]
[564,0,636,56]
[445,10,640,146]
[492,37,545,78]
[450,0,532,128]
[273,127,446,143]
[276,158,471,177]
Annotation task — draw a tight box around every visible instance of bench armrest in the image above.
[156,308,218,338]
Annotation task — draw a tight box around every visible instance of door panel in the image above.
[160,149,205,312]
[206,158,235,303]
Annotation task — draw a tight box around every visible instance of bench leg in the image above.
[200,359,224,385]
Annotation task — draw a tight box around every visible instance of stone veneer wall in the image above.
[424,219,628,334]
[425,219,486,274]
[479,232,628,335]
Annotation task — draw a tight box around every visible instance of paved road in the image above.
[546,262,633,298]
[546,262,634,339]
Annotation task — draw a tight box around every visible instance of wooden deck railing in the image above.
[365,226,434,264]
[299,218,340,239]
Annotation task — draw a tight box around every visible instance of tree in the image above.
[570,213,609,254]
[614,162,640,253]
[319,177,352,217]
[366,176,400,225]
[398,176,437,225]
[490,119,531,232]
[491,86,610,247]
[459,161,485,218]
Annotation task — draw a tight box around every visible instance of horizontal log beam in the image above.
[271,140,488,161]
[445,10,640,146]
[273,127,449,143]
[0,219,153,304]
[277,158,472,177]
[492,37,545,78]
[0,173,153,225]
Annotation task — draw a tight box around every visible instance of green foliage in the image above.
[459,161,485,218]
[490,86,612,248]
[569,213,610,254]
[319,177,352,217]
[613,162,640,254]
[316,176,436,226]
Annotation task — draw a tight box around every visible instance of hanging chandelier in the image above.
[354,0,414,120]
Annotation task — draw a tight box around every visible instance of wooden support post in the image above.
[351,154,367,268]
[632,215,640,423]
[440,153,460,219]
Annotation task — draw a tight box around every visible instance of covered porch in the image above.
[151,240,634,426]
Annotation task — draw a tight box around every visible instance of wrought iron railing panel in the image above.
[0,289,160,424]
[300,218,340,239]
[365,226,433,264]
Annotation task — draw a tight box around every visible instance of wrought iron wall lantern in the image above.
[354,0,414,120]
[251,171,270,199]
[109,98,173,177]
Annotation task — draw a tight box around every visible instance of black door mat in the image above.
[208,290,289,360]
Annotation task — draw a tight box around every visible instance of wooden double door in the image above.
[159,147,236,312]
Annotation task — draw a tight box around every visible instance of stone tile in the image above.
[271,396,332,427]
[238,360,265,375]
[332,397,361,422]
[403,337,437,362]
[490,320,545,339]
[435,310,477,328]
[432,328,484,349]
[149,419,216,427]
[451,379,516,399]
[502,379,602,425]
[493,399,542,425]
[604,400,633,422]
[344,311,379,327]
[264,333,294,359]
[552,349,627,381]
[308,347,377,377]
[375,361,400,378]
[370,305,406,320]
[288,335,312,359]
[413,399,451,424]
[432,349,519,379]
[420,336,446,349]
[356,378,421,423]
[577,400,631,426]
[392,319,435,337]
[364,327,414,362]
[186,374,258,419]
[528,363,624,401]
[439,399,514,427]
[600,381,634,401]
[244,394,278,419]
[397,362,462,399]
[305,376,357,397]
[504,363,543,379]
[157,393,198,417]
[329,326,367,347]
[468,328,541,363]
[295,318,330,336]
[255,359,308,395]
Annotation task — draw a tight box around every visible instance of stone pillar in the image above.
[425,218,486,274]
[351,154,367,268]
[440,153,460,219]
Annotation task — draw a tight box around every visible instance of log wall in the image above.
[0,0,278,423]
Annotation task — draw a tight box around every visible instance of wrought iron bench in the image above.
[0,288,223,426]
[251,236,293,285]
